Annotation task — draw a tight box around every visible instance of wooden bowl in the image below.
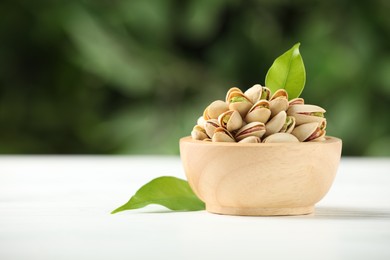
[180,136,342,216]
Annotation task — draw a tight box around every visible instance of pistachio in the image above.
[197,116,206,127]
[204,119,220,138]
[279,116,296,134]
[218,110,243,132]
[269,89,289,117]
[238,136,261,143]
[191,125,208,140]
[289,98,304,106]
[212,127,236,142]
[235,122,266,141]
[270,89,288,100]
[244,84,263,103]
[291,121,327,142]
[225,87,243,103]
[245,100,271,123]
[203,100,229,120]
[226,91,253,117]
[263,133,299,143]
[287,104,326,125]
[264,111,287,137]
[307,120,327,141]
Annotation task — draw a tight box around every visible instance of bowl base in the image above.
[206,204,314,216]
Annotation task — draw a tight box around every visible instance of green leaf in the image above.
[265,43,306,100]
[111,176,205,214]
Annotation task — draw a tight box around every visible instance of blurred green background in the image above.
[1,0,389,155]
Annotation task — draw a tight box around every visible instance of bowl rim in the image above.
[180,136,342,146]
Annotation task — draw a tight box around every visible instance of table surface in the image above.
[0,156,389,260]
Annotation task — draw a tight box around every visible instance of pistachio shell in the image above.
[263,133,299,143]
[245,100,271,123]
[279,116,296,134]
[287,104,326,125]
[269,91,289,117]
[218,110,243,132]
[238,136,261,143]
[287,104,326,114]
[212,127,236,142]
[202,107,210,120]
[235,122,266,141]
[291,121,326,142]
[227,91,253,117]
[244,84,263,103]
[191,125,208,140]
[227,90,250,103]
[291,122,317,142]
[225,87,243,102]
[204,100,229,120]
[197,116,206,127]
[308,120,327,142]
[204,119,220,138]
[270,89,288,101]
[264,111,287,137]
[289,98,304,106]
[293,113,326,125]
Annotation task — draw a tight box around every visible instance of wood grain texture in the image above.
[180,136,342,216]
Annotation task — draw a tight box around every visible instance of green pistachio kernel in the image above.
[311,112,324,117]
[260,89,269,100]
[281,116,293,131]
[223,114,231,124]
[230,96,247,103]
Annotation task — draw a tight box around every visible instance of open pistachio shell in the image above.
[212,127,236,142]
[238,136,261,143]
[225,87,243,102]
[244,84,263,103]
[291,121,327,142]
[289,98,305,106]
[264,111,287,137]
[245,100,271,123]
[197,116,206,127]
[204,119,220,138]
[291,122,317,142]
[270,98,289,118]
[263,133,299,143]
[270,89,288,100]
[227,91,253,117]
[191,125,208,140]
[269,89,289,117]
[235,122,266,141]
[308,120,327,141]
[218,110,243,132]
[287,104,326,125]
[279,115,296,134]
[203,100,229,120]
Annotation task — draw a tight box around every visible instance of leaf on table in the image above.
[111,176,205,214]
[265,43,306,100]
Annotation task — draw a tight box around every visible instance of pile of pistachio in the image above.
[191,85,327,143]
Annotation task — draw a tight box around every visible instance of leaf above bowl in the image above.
[265,43,306,100]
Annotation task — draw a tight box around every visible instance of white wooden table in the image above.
[1,156,389,260]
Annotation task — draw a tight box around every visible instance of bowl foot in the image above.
[206,204,314,216]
